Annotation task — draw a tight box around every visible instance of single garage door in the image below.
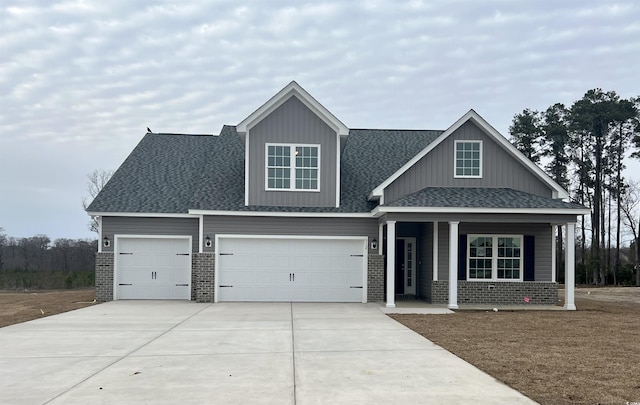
[116,237,191,300]
[217,237,366,302]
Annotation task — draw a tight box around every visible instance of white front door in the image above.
[115,237,191,300]
[216,236,367,302]
[400,237,416,295]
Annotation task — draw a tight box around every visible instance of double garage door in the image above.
[217,237,367,303]
[115,237,191,300]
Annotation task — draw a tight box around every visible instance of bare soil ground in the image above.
[392,287,640,405]
[0,289,96,328]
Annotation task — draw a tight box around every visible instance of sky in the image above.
[1,0,639,241]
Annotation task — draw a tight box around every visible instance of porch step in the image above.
[395,294,419,301]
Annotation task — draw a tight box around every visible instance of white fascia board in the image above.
[369,110,475,199]
[237,81,349,136]
[86,212,196,218]
[466,111,571,200]
[188,209,373,218]
[371,206,592,217]
[368,109,570,201]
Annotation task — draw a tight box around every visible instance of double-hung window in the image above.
[455,140,482,178]
[468,235,523,281]
[266,144,320,191]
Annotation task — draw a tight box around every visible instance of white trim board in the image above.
[87,212,196,218]
[237,81,349,136]
[368,109,571,201]
[188,209,373,218]
[372,206,591,216]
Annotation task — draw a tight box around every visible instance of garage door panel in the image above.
[217,237,365,303]
[116,238,191,300]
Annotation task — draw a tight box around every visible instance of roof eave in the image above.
[236,81,349,136]
[369,109,572,201]
[371,206,591,217]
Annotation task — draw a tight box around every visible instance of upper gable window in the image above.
[266,143,320,191]
[454,140,482,178]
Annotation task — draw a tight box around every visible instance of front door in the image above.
[395,237,417,295]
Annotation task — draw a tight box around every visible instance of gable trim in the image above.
[237,81,349,136]
[368,110,570,201]
[239,81,346,208]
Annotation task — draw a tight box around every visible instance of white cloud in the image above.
[0,0,639,239]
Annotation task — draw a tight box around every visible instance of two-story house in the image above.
[87,81,589,309]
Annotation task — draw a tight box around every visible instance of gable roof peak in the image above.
[236,81,349,136]
[369,109,570,201]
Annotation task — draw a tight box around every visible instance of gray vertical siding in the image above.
[247,96,338,207]
[437,222,450,281]
[101,216,200,252]
[384,121,554,203]
[436,222,552,282]
[202,215,378,250]
[420,223,432,299]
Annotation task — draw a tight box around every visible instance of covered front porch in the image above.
[376,213,578,310]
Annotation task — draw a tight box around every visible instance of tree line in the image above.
[0,228,96,289]
[509,88,640,286]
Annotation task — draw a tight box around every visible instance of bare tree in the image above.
[0,227,6,271]
[82,169,113,234]
[620,179,640,286]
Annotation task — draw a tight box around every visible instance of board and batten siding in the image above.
[101,217,199,253]
[436,222,552,282]
[384,121,553,204]
[202,216,377,250]
[247,96,338,207]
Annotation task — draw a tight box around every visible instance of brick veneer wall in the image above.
[95,252,114,302]
[430,281,558,305]
[193,253,215,303]
[367,254,385,302]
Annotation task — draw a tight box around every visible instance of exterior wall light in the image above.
[205,235,212,248]
[370,238,378,250]
[103,236,110,247]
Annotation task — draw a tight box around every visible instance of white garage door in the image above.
[116,237,191,300]
[217,237,366,302]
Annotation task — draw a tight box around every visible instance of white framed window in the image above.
[454,140,482,178]
[468,235,523,281]
[266,143,320,191]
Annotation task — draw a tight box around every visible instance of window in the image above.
[468,235,522,281]
[266,144,319,191]
[455,141,482,178]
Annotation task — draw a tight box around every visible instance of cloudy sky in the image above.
[1,0,639,241]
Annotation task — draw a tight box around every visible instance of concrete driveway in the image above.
[0,301,537,405]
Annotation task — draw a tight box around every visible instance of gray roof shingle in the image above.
[385,187,586,210]
[88,127,443,213]
[87,127,586,214]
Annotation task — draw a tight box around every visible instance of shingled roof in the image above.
[87,127,443,213]
[384,187,586,210]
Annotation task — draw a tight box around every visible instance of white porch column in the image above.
[432,222,439,281]
[97,216,103,253]
[564,222,576,310]
[386,221,396,308]
[551,225,557,282]
[448,221,459,309]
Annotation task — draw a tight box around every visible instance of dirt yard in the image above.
[392,287,640,405]
[0,289,96,328]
